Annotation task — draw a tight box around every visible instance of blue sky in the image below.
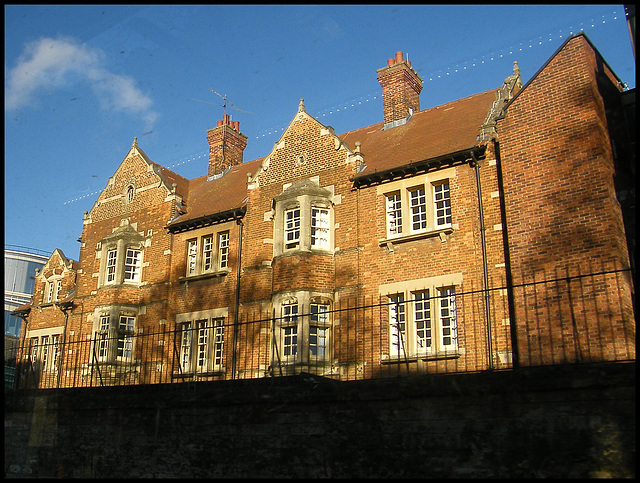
[4,5,635,261]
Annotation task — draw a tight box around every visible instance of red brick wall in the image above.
[496,35,635,364]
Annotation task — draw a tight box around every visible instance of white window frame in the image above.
[187,240,198,275]
[380,274,462,360]
[105,249,118,284]
[38,334,60,373]
[379,169,455,241]
[101,244,144,287]
[201,236,214,272]
[218,232,230,270]
[409,186,427,231]
[185,229,231,278]
[97,315,111,362]
[45,281,55,303]
[123,248,142,283]
[23,328,64,373]
[311,207,330,249]
[284,207,301,250]
[433,182,452,227]
[281,303,299,359]
[386,192,403,236]
[309,303,330,358]
[388,287,458,357]
[272,291,333,370]
[91,306,138,364]
[176,309,228,375]
[116,315,136,361]
[43,278,63,304]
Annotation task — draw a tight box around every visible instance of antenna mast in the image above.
[192,90,253,171]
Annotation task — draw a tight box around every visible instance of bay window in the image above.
[98,219,146,287]
[271,291,333,373]
[92,305,139,364]
[273,178,336,256]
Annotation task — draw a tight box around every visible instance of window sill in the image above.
[99,281,142,289]
[381,348,464,364]
[379,226,454,248]
[275,247,334,259]
[179,270,230,283]
[172,368,226,378]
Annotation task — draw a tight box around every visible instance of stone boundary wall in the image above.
[4,362,635,478]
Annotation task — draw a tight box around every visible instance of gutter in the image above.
[166,206,246,233]
[350,146,487,189]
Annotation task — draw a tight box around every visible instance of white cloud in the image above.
[5,37,158,127]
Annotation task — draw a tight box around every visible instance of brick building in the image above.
[14,33,635,387]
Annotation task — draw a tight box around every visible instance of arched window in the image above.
[126,185,135,203]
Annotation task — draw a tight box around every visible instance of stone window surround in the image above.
[179,221,234,282]
[271,289,334,367]
[24,327,64,372]
[175,307,229,376]
[379,273,464,363]
[42,277,64,305]
[90,304,141,363]
[96,219,146,288]
[377,167,457,246]
[272,178,337,257]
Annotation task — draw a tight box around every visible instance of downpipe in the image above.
[471,151,494,370]
[231,218,243,380]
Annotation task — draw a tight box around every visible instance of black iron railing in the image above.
[5,265,635,390]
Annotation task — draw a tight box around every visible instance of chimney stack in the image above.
[377,51,423,126]
[207,115,248,177]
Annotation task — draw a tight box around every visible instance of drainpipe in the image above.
[15,312,29,389]
[231,218,243,380]
[493,141,520,369]
[56,304,70,388]
[471,151,494,370]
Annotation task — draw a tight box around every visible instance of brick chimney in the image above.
[207,114,248,176]
[377,51,423,126]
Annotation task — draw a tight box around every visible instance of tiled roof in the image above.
[168,88,497,227]
[168,157,262,228]
[342,89,497,180]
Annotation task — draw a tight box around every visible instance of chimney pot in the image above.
[207,117,248,177]
[378,50,423,125]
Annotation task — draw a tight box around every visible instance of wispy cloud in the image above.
[5,37,158,126]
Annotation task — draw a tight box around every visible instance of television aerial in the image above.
[192,89,254,118]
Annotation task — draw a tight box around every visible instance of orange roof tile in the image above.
[167,88,497,226]
[342,89,497,179]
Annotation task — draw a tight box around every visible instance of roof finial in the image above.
[132,137,138,148]
[298,98,305,112]
[513,61,520,77]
